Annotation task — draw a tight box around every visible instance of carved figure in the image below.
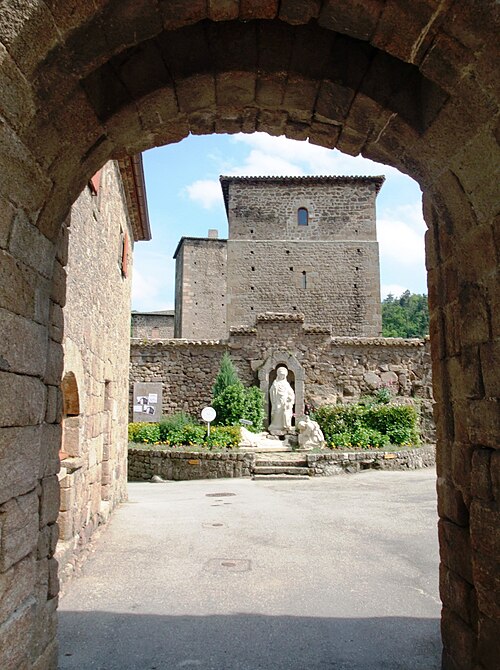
[269,367,295,432]
[297,416,326,450]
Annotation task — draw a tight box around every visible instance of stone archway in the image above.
[258,351,305,428]
[0,3,498,668]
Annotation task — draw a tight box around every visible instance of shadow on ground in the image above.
[58,611,441,669]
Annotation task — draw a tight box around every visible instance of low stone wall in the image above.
[128,449,255,481]
[128,445,435,481]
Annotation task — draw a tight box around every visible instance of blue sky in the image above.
[132,133,427,312]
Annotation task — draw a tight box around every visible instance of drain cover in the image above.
[204,558,252,573]
[205,492,236,497]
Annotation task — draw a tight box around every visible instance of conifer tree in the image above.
[212,352,241,399]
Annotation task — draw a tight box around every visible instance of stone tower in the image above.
[222,175,383,336]
[174,175,384,338]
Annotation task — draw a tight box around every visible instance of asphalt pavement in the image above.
[58,469,441,669]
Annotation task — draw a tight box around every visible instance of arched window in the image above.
[297,207,308,226]
[152,326,160,338]
[301,270,307,289]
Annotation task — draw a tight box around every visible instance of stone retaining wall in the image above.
[128,445,435,481]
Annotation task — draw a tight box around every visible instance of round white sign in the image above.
[201,406,216,423]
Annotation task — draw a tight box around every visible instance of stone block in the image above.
[318,0,383,41]
[0,598,35,670]
[49,259,66,308]
[477,613,500,669]
[480,340,500,398]
[471,549,500,620]
[0,371,46,427]
[57,510,73,541]
[38,423,61,478]
[437,476,469,526]
[159,0,207,29]
[208,0,239,21]
[467,399,499,450]
[279,0,321,24]
[470,500,500,558]
[0,425,41,504]
[0,490,38,571]
[0,307,48,377]
[0,110,51,216]
[441,606,475,670]
[40,475,59,528]
[0,554,35,626]
[44,339,63,386]
[439,562,474,625]
[0,196,14,250]
[8,210,54,279]
[471,449,493,502]
[438,518,473,584]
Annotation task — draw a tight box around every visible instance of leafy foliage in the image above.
[212,383,265,433]
[382,291,429,338]
[129,421,241,449]
[312,403,419,450]
[212,352,241,398]
[211,353,265,433]
[158,412,195,441]
[133,423,161,444]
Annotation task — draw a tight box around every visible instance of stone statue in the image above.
[269,367,295,433]
[297,416,326,450]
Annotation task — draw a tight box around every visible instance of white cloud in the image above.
[183,179,223,209]
[381,284,409,299]
[377,204,426,266]
[232,133,401,178]
[131,257,175,312]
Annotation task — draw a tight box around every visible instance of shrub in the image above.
[134,423,161,444]
[212,383,265,432]
[159,412,195,441]
[241,385,265,433]
[128,422,143,442]
[312,402,419,449]
[205,425,241,449]
[212,352,241,398]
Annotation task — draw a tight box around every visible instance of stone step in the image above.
[255,459,308,468]
[239,445,292,453]
[252,473,310,481]
[253,466,310,475]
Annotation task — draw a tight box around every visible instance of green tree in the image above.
[212,352,242,398]
[382,291,429,338]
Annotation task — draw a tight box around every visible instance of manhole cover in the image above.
[205,492,236,497]
[204,558,252,573]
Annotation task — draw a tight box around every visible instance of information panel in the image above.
[133,382,163,423]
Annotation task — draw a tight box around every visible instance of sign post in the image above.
[201,406,216,437]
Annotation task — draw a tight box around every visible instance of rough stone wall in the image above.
[130,314,434,442]
[174,238,227,339]
[225,179,382,335]
[0,4,498,669]
[57,161,133,584]
[131,312,174,339]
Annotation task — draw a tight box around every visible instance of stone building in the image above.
[174,176,383,339]
[0,5,498,669]
[131,310,175,339]
[57,157,150,583]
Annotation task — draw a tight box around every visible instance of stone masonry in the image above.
[130,312,435,443]
[131,311,175,339]
[0,4,498,668]
[174,176,383,338]
[56,159,149,585]
[173,236,227,339]
[224,176,383,335]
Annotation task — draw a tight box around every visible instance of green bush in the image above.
[312,402,419,449]
[134,423,161,444]
[212,352,241,398]
[241,385,265,433]
[129,421,241,450]
[158,412,195,441]
[128,422,143,442]
[212,383,265,432]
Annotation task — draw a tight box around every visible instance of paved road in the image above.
[58,470,441,669]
